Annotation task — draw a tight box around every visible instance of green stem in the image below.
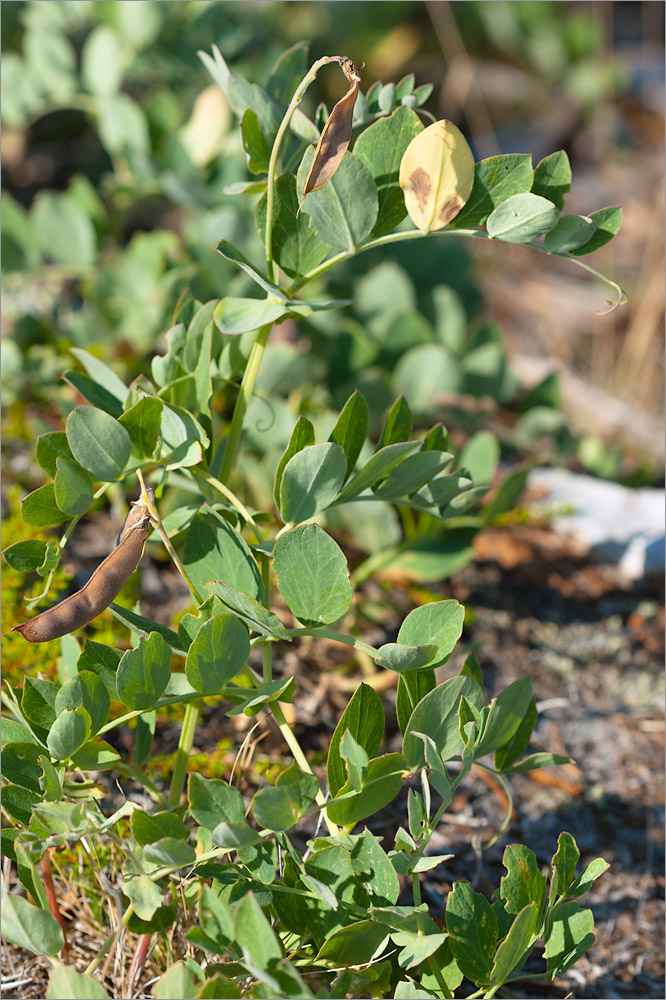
[168,701,200,807]
[137,470,203,605]
[191,467,266,545]
[289,626,380,660]
[219,321,272,485]
[288,225,625,309]
[265,55,344,281]
[84,902,134,976]
[270,700,340,838]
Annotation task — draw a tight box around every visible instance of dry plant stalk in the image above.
[11,492,154,643]
[302,57,361,197]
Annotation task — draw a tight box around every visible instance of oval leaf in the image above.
[272,524,353,627]
[279,442,347,522]
[486,192,559,244]
[66,405,131,482]
[185,613,250,695]
[399,120,475,232]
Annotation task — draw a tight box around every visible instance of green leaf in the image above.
[47,707,92,761]
[327,682,384,796]
[446,881,498,985]
[213,297,288,336]
[483,465,530,522]
[375,451,451,501]
[451,154,534,228]
[351,829,400,905]
[544,900,595,978]
[211,822,262,850]
[458,430,500,486]
[62,371,125,418]
[316,920,390,966]
[266,40,309,111]
[109,604,186,652]
[66,405,131,482]
[70,739,120,770]
[337,441,419,502]
[329,390,369,477]
[494,698,537,771]
[543,214,597,253]
[339,730,369,790]
[227,677,296,719]
[47,964,111,999]
[1,893,65,957]
[189,773,245,831]
[531,150,571,210]
[396,670,436,735]
[36,432,74,479]
[22,676,59,730]
[55,670,110,735]
[2,743,43,793]
[3,539,49,572]
[486,192,559,244]
[273,523,353,627]
[185,613,250,695]
[124,874,163,921]
[69,347,129,412]
[354,105,424,237]
[403,675,484,768]
[234,891,282,968]
[298,148,378,252]
[570,206,622,256]
[116,632,172,711]
[474,678,534,757]
[500,844,547,917]
[274,415,315,511]
[21,483,70,526]
[54,457,94,516]
[159,402,209,471]
[131,809,188,846]
[2,784,40,825]
[378,395,413,449]
[32,191,97,266]
[118,397,163,458]
[183,507,262,602]
[374,643,439,673]
[489,902,538,990]
[205,582,291,641]
[255,172,330,279]
[569,857,610,898]
[398,600,465,668]
[327,753,405,827]
[134,710,156,767]
[81,23,125,97]
[393,343,461,414]
[215,239,287,299]
[549,832,580,901]
[252,765,318,832]
[143,838,196,868]
[77,640,123,698]
[1,719,38,747]
[153,961,201,1000]
[501,752,572,774]
[241,108,271,173]
[279,442,347,522]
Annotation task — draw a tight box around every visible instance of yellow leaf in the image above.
[399,120,475,233]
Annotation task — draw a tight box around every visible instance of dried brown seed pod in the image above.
[302,57,361,198]
[11,494,153,643]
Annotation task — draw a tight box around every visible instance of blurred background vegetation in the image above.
[2,0,664,616]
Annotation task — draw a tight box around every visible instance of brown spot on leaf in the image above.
[407,167,432,211]
[439,197,463,225]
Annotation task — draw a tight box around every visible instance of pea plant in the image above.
[2,44,617,1000]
